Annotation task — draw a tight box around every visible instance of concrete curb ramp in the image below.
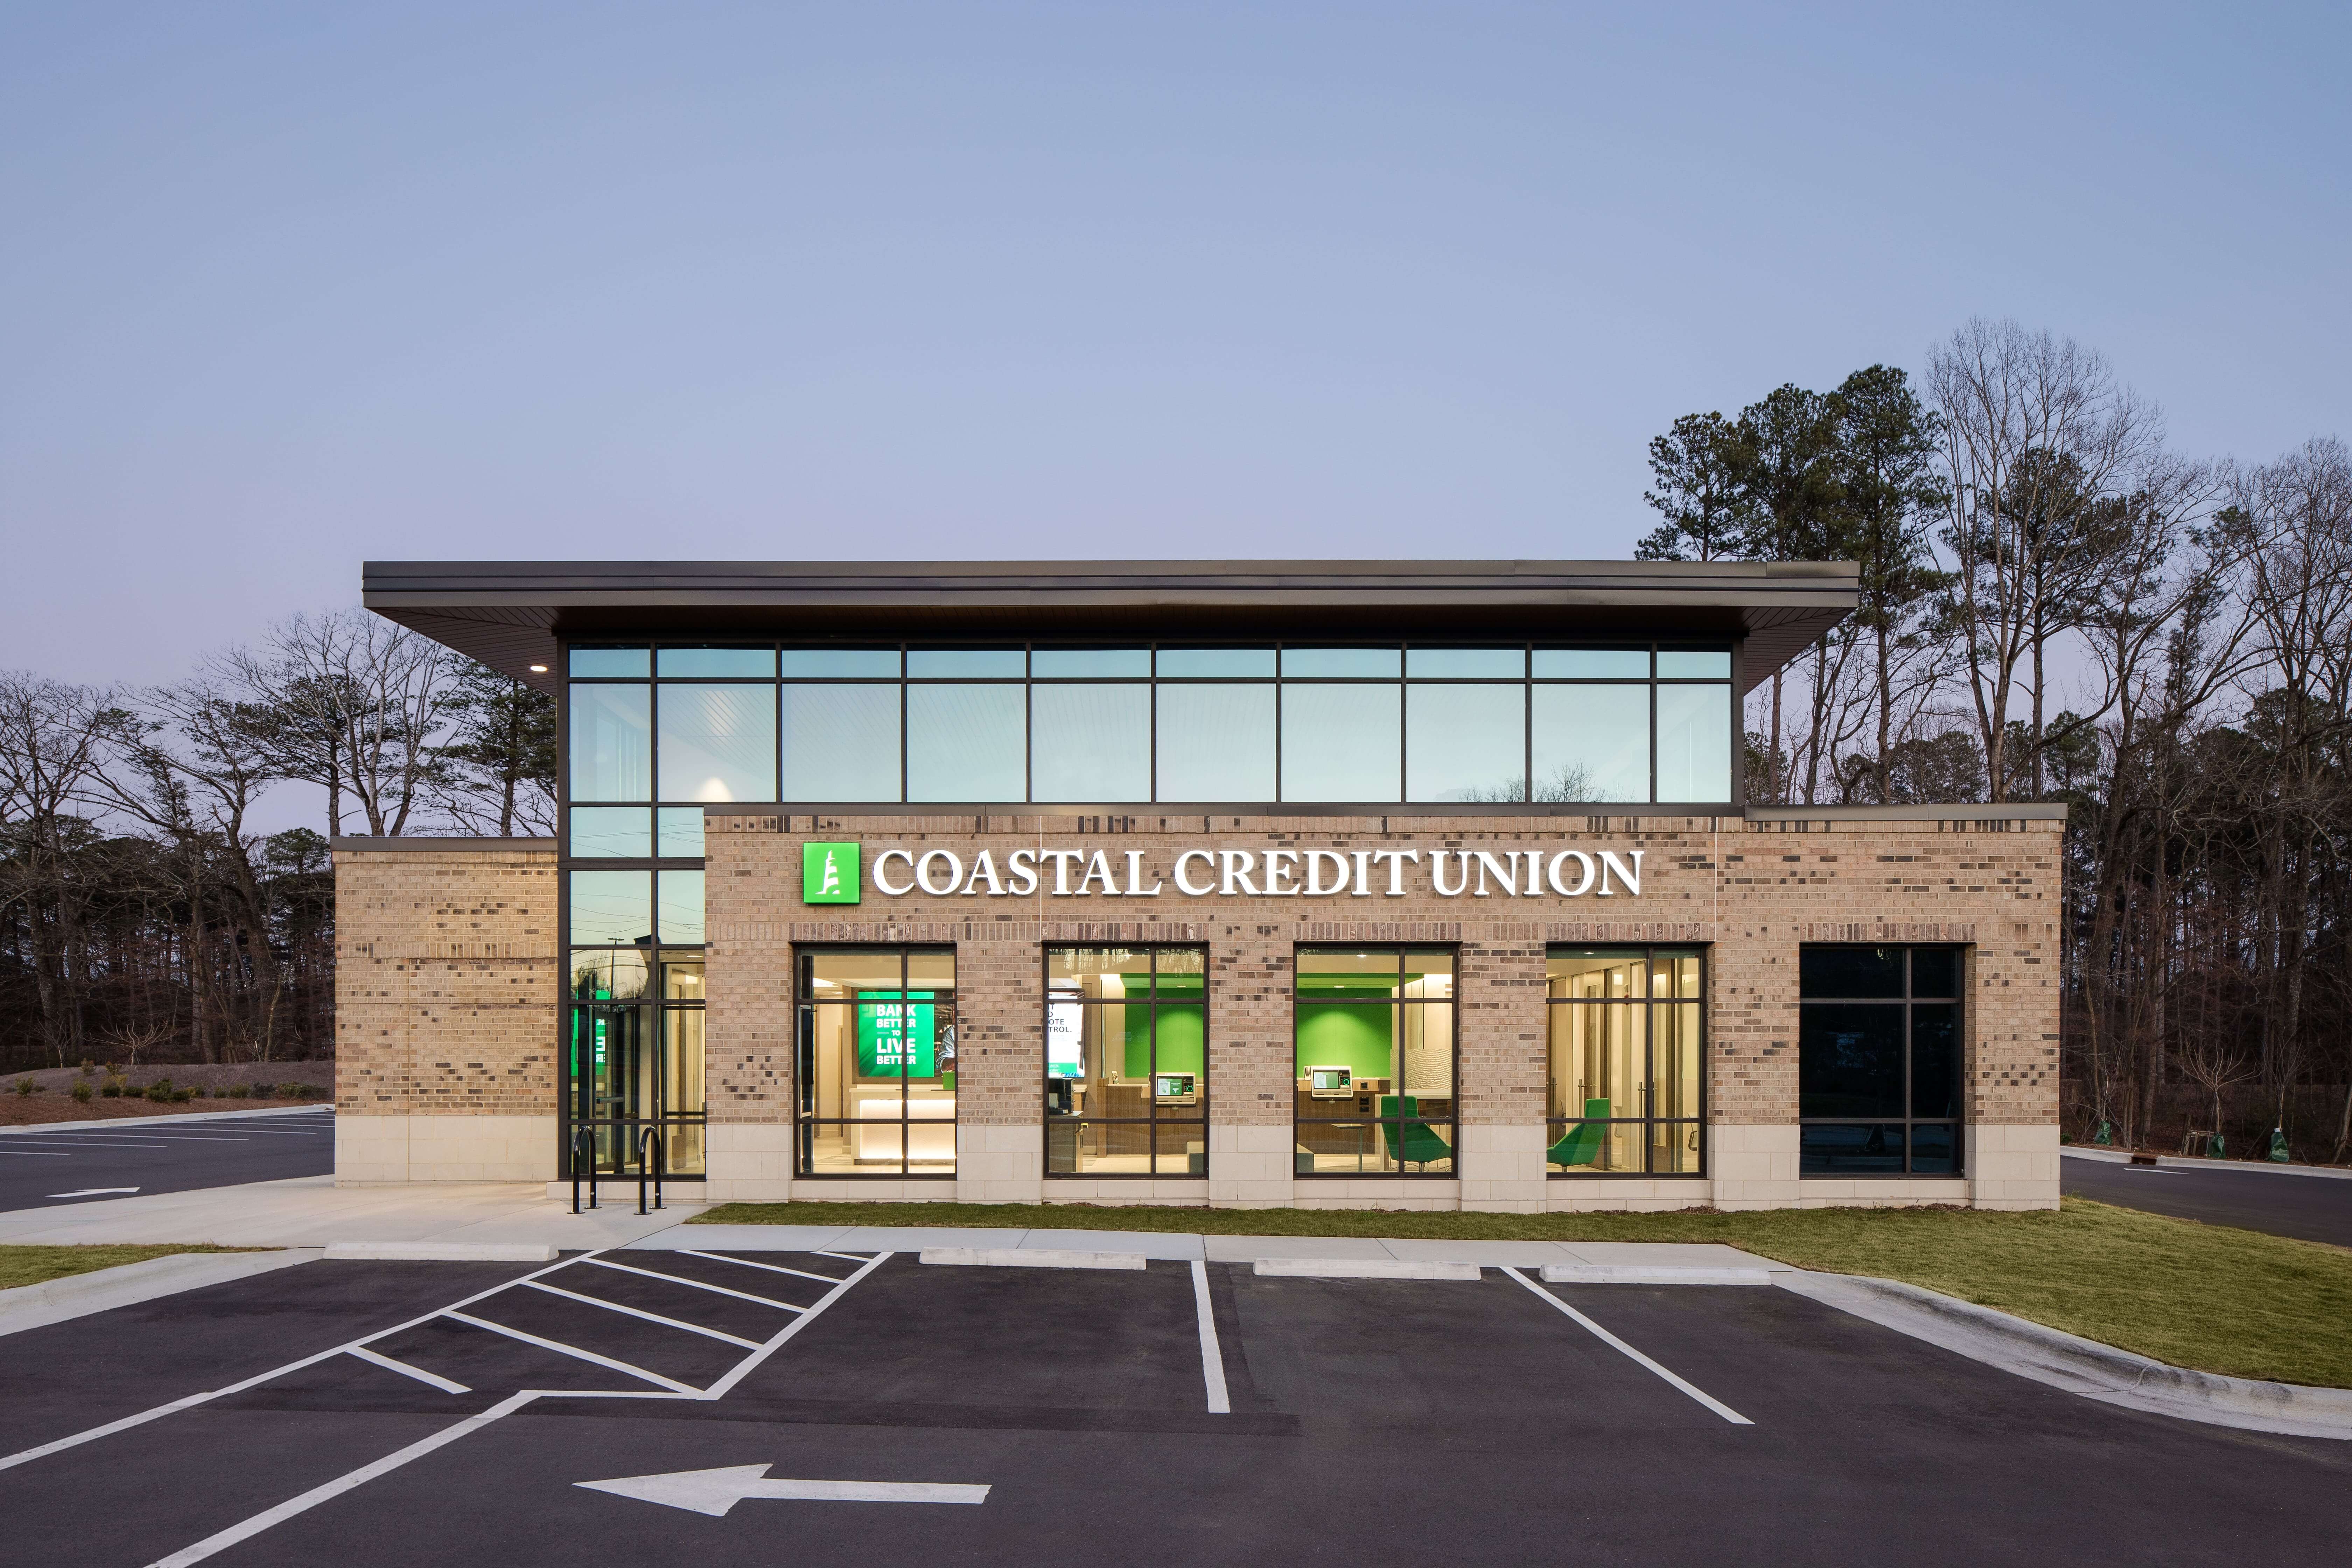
[1254,1259,1481,1280]
[919,1248,1145,1270]
[1778,1272,2352,1441]
[324,1241,559,1262]
[1543,1264,1774,1286]
[0,1248,319,1339]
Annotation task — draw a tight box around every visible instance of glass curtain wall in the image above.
[1545,948,1703,1176]
[1294,948,1456,1176]
[1798,946,1964,1176]
[561,645,746,1177]
[797,948,958,1177]
[1043,947,1208,1176]
[565,641,1736,813]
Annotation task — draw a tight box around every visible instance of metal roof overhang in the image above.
[362,559,1859,696]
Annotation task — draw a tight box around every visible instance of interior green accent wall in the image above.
[1124,1003,1206,1078]
[1294,1003,1395,1079]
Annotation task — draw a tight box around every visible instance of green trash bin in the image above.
[2268,1127,2290,1163]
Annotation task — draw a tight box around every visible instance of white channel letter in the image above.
[1220,849,1259,896]
[1005,848,1041,896]
[873,849,917,896]
[1305,850,1350,897]
[1174,850,1217,895]
[915,850,963,895]
[1369,848,1419,895]
[1077,850,1121,896]
[961,851,1006,896]
[1351,849,1373,896]
[1598,850,1643,896]
[1473,850,1518,896]
[1262,849,1300,895]
[1547,850,1596,897]
[1044,849,1085,895]
[1124,851,1163,896]
[1432,850,1470,897]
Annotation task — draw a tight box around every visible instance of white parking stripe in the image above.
[0,1250,604,1474]
[701,1251,892,1399]
[585,1257,807,1311]
[440,1311,699,1394]
[147,1392,541,1567]
[1190,1261,1231,1414]
[815,1251,875,1262]
[0,1150,72,1156]
[523,1281,761,1349]
[1503,1268,1753,1425]
[679,1251,854,1286]
[345,1346,471,1394]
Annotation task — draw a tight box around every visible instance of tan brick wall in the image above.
[703,809,2060,1142]
[333,844,559,1118]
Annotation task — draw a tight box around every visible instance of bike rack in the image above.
[636,1122,666,1215]
[570,1123,600,1213]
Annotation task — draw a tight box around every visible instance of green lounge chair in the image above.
[1378,1095,1454,1171]
[1548,1098,1613,1169]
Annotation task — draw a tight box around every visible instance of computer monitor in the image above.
[1307,1066,1353,1098]
[1153,1072,1197,1107]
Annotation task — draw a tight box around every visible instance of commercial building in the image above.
[334,560,2062,1211]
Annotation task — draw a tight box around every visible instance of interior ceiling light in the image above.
[528,664,549,672]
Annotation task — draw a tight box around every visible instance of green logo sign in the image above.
[857,992,937,1076]
[803,842,860,904]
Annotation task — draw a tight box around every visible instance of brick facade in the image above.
[331,840,560,1183]
[332,808,2062,1207]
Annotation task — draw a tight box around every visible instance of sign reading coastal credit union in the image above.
[803,842,1645,905]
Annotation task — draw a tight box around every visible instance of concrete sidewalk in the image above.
[0,1176,1781,1269]
[0,1175,700,1250]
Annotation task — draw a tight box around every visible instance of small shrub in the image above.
[190,1085,207,1098]
[144,1077,175,1104]
[227,1084,250,1099]
[170,1087,194,1102]
[79,1059,96,1078]
[14,1076,34,1096]
[252,1082,275,1100]
[100,1079,124,1098]
[71,1080,93,1103]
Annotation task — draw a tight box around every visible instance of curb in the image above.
[1778,1271,2352,1440]
[324,1241,558,1262]
[2062,1147,2352,1181]
[1544,1264,1773,1285]
[0,1248,320,1338]
[0,1105,337,1136]
[919,1248,1145,1270]
[1254,1258,1481,1280]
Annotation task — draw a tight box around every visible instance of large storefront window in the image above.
[797,948,958,1177]
[563,640,1734,813]
[565,946,706,1177]
[1294,948,1456,1176]
[1043,947,1207,1177]
[1798,946,1963,1176]
[1545,948,1703,1176]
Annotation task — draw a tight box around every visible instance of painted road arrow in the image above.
[577,1464,990,1516]
[47,1188,139,1198]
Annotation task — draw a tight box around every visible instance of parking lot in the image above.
[2,1243,2347,1566]
[0,1110,335,1212]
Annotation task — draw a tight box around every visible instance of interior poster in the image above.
[1046,1000,1085,1079]
[856,991,936,1077]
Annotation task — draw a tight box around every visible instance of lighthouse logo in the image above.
[802,842,861,905]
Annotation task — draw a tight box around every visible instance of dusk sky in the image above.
[5,2,2347,690]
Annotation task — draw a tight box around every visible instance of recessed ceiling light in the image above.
[528,664,549,673]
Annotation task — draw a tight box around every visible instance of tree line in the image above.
[0,610,554,1072]
[1645,317,2352,1161]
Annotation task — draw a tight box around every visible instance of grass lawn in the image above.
[0,1244,265,1292]
[694,1196,2352,1388]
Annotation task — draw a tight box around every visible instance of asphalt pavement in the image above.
[1,1248,2346,1566]
[0,1110,335,1212]
[2063,1151,2352,1249]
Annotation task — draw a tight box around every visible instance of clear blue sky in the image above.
[4,2,2346,687]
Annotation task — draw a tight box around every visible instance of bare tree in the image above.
[1927,319,2165,801]
[230,607,455,837]
[0,674,128,1065]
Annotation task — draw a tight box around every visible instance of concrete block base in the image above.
[334,1114,556,1185]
